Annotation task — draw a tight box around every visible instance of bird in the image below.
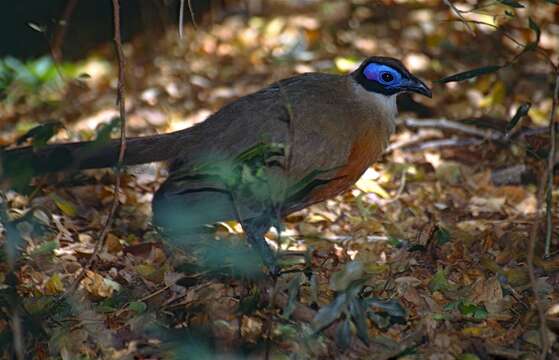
[1,56,431,274]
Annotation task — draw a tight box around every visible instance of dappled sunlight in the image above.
[1,0,559,358]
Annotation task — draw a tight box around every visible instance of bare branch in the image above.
[397,118,503,141]
[179,0,197,38]
[528,174,551,359]
[178,0,185,38]
[545,73,559,257]
[86,0,128,270]
[188,0,198,29]
[52,0,79,61]
[386,137,483,153]
[58,0,128,302]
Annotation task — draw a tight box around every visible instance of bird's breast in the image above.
[304,125,388,205]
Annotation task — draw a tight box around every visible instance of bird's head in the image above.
[352,56,432,98]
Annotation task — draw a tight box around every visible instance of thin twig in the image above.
[386,170,407,203]
[51,0,79,61]
[443,0,475,35]
[527,174,550,359]
[395,117,549,144]
[139,284,173,302]
[545,74,559,257]
[178,0,185,38]
[57,0,128,301]
[85,0,128,273]
[443,19,558,72]
[259,80,298,359]
[444,19,525,48]
[179,0,198,38]
[187,0,198,29]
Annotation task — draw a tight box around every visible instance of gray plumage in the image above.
[1,57,430,234]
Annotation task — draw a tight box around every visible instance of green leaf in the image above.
[388,236,405,248]
[16,121,64,149]
[506,103,531,132]
[312,293,347,332]
[459,354,481,360]
[437,65,502,83]
[429,268,450,292]
[29,240,59,257]
[329,261,364,292]
[310,273,319,305]
[335,318,352,349]
[497,0,525,8]
[27,22,47,33]
[444,300,460,311]
[529,18,541,40]
[49,193,77,217]
[458,301,488,320]
[349,298,369,345]
[365,297,407,329]
[237,288,261,315]
[128,301,147,314]
[365,298,407,318]
[283,273,302,319]
[525,18,541,51]
[96,305,118,313]
[435,227,451,245]
[94,117,121,144]
[367,312,390,329]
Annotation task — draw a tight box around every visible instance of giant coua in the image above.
[1,57,431,273]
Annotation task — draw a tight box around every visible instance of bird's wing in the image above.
[153,74,357,229]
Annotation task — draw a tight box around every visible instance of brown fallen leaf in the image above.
[81,270,119,300]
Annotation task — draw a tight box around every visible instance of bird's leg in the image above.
[242,215,279,277]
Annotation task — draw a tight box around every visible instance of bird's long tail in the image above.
[1,128,194,180]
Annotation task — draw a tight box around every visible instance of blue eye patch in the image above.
[363,63,403,87]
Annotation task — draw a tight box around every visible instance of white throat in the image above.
[370,92,398,119]
[351,81,398,133]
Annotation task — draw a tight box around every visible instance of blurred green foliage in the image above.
[0,56,79,101]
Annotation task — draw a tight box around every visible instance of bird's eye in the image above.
[381,72,394,83]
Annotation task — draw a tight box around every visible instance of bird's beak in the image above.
[405,76,432,98]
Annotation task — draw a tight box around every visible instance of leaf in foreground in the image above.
[506,102,531,133]
[312,293,347,332]
[335,318,352,349]
[437,65,502,83]
[496,0,525,8]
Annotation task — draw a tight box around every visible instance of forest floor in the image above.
[1,1,559,359]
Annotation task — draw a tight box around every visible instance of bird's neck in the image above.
[350,81,398,135]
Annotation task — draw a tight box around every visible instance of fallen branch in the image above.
[398,118,503,141]
[387,137,483,153]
